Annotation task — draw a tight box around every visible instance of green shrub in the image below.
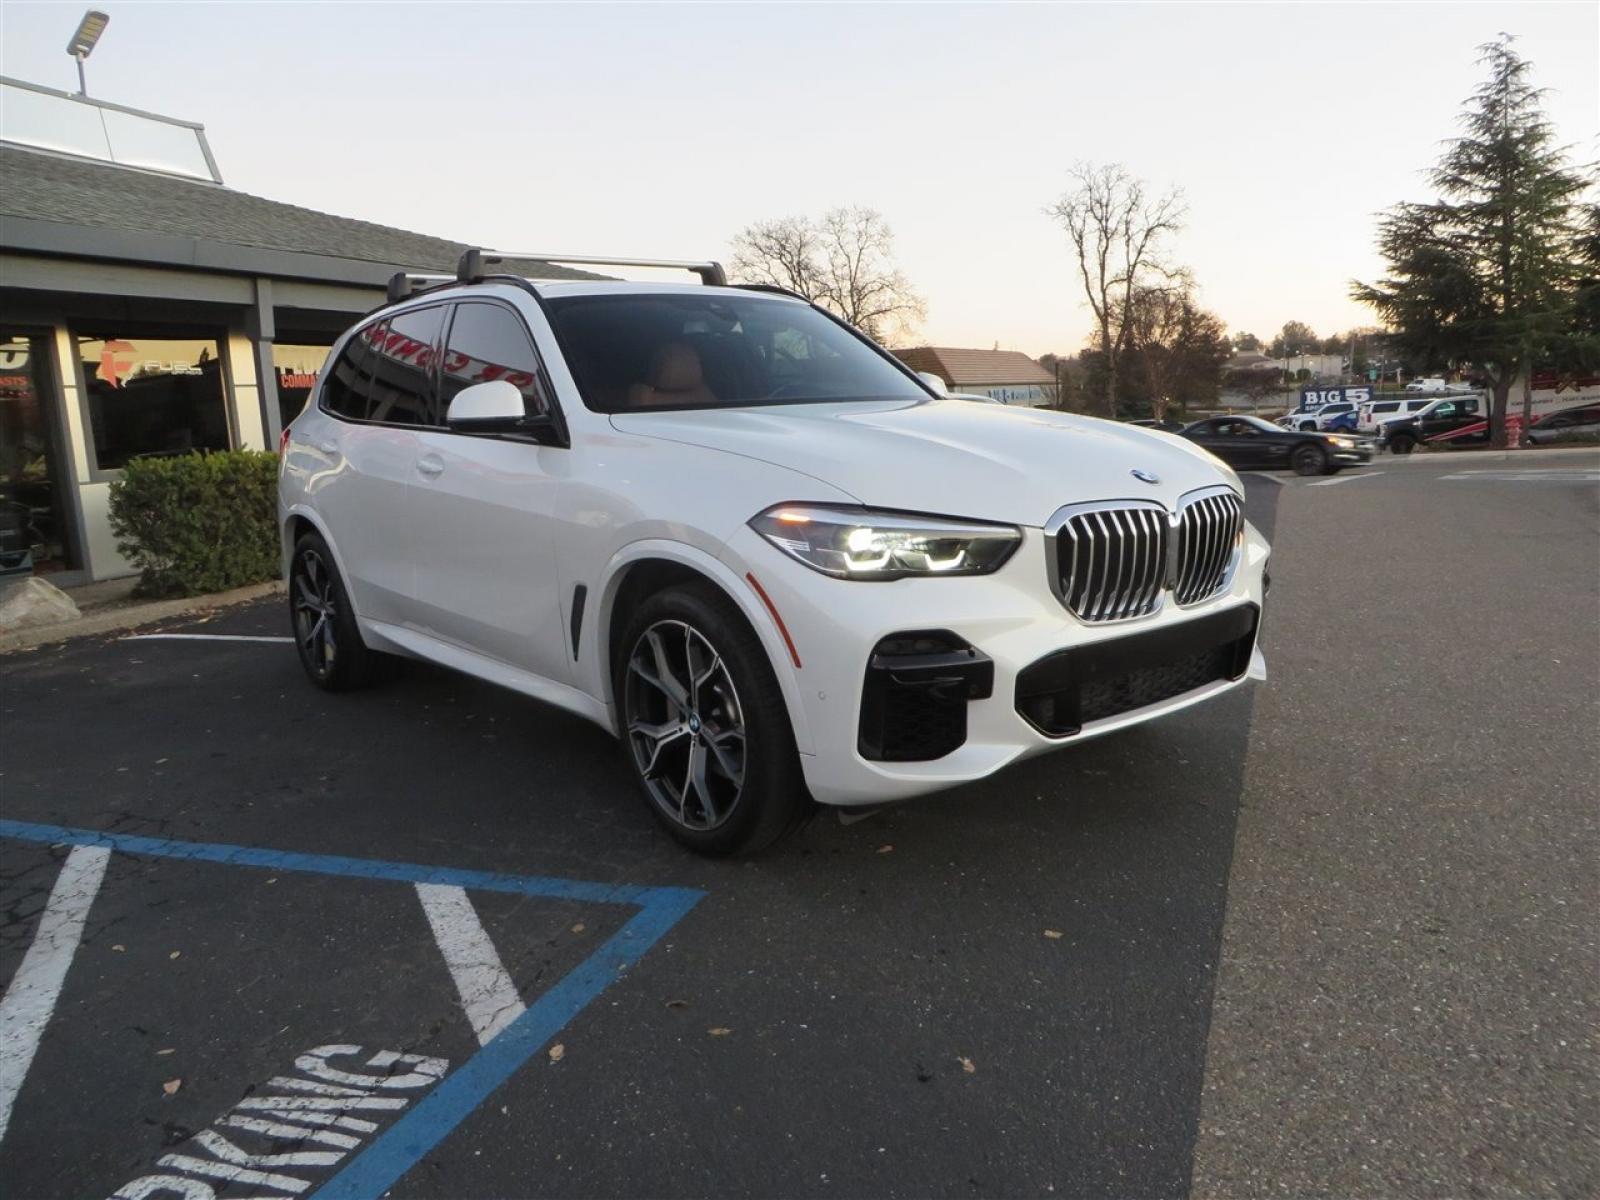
[108,450,281,597]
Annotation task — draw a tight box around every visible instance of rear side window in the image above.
[1374,401,1400,414]
[439,302,551,420]
[366,305,445,426]
[321,320,385,420]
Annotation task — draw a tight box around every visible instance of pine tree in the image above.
[1352,37,1592,446]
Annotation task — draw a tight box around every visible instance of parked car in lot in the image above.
[1130,417,1186,432]
[1357,396,1433,435]
[1380,394,1485,453]
[279,250,1271,853]
[1182,414,1372,475]
[1526,403,1600,444]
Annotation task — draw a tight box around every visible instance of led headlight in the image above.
[750,504,1021,580]
[1326,435,1356,448]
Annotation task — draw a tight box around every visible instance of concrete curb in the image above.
[0,579,285,654]
[1388,446,1600,465]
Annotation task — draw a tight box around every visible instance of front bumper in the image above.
[1330,443,1374,464]
[722,520,1270,807]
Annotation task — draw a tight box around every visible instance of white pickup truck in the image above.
[1404,377,1473,395]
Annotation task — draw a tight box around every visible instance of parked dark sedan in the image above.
[1180,415,1372,476]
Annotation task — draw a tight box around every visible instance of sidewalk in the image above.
[0,578,285,654]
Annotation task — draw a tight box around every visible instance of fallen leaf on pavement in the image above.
[111,944,125,952]
[570,923,586,934]
[156,1048,175,1056]
[876,844,894,854]
[665,999,689,1010]
[547,1043,565,1063]
[958,1057,976,1075]
[1043,929,1064,940]
[162,1079,182,1095]
[168,951,181,960]
[708,1027,732,1037]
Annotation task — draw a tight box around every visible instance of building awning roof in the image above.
[0,143,600,287]
[894,346,1054,387]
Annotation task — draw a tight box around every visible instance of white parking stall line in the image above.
[415,883,527,1046]
[1438,470,1600,482]
[0,844,111,1142]
[123,633,294,644]
[1307,471,1386,487]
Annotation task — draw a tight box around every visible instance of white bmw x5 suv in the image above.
[280,251,1270,853]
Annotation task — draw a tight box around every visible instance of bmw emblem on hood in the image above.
[1130,468,1161,485]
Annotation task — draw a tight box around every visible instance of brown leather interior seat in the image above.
[626,342,718,409]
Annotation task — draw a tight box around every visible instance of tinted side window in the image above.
[366,305,445,426]
[322,320,385,420]
[440,303,550,420]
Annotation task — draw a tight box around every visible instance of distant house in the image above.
[894,347,1055,405]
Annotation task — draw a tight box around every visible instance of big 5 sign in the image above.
[1298,385,1370,411]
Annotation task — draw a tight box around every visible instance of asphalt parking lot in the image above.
[2,451,1596,1199]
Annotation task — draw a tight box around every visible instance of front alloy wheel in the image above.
[624,620,747,832]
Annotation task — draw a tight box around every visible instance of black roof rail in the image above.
[730,283,809,302]
[456,249,727,287]
[386,271,454,304]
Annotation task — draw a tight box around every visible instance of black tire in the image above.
[1389,434,1416,455]
[615,581,810,855]
[1292,444,1328,476]
[288,531,387,692]
[1298,421,1318,432]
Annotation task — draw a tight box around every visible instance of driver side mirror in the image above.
[916,371,948,397]
[446,379,561,443]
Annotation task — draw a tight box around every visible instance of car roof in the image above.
[367,278,808,325]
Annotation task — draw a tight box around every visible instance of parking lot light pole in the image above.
[65,10,110,97]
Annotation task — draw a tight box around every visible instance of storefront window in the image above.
[77,335,230,470]
[0,334,73,573]
[272,344,332,427]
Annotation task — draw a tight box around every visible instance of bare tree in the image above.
[729,216,824,299]
[730,207,926,344]
[1049,164,1186,418]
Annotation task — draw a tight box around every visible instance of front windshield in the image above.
[543,293,929,413]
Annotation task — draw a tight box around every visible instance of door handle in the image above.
[317,440,339,456]
[416,453,445,478]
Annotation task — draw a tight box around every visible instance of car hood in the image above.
[609,399,1238,526]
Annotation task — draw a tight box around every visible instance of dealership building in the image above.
[0,75,587,584]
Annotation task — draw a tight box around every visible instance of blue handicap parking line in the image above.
[0,819,705,1200]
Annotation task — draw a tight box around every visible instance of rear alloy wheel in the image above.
[1292,444,1329,476]
[289,531,386,691]
[618,584,809,854]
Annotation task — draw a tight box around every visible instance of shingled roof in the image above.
[0,143,601,283]
[893,346,1054,388]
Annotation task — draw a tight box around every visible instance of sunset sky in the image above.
[3,1,1595,355]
